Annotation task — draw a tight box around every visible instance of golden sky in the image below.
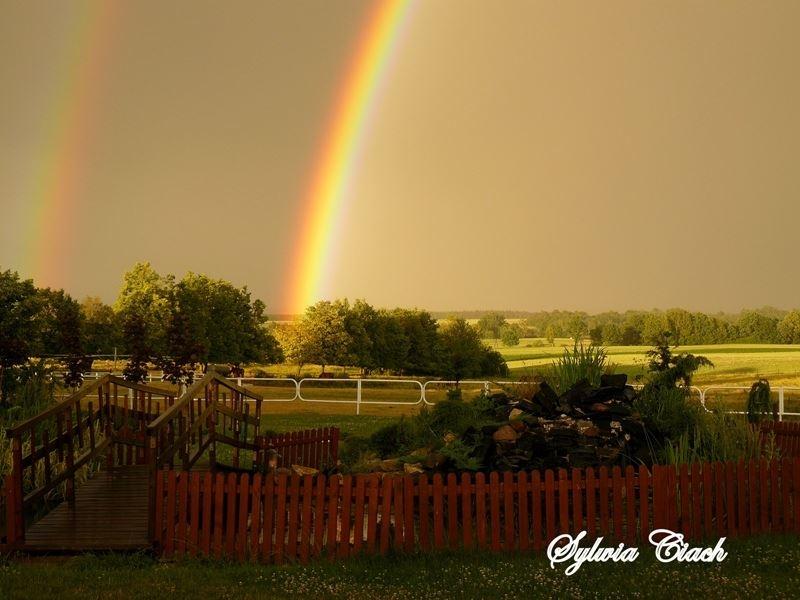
[1,0,799,313]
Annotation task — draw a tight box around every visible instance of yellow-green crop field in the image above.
[492,338,800,387]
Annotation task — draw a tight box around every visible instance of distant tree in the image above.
[602,322,623,345]
[545,324,556,346]
[37,288,90,388]
[565,315,587,342]
[370,310,410,373]
[290,301,352,373]
[115,262,172,361]
[620,325,642,345]
[641,312,668,344]
[392,309,441,375]
[437,318,507,381]
[736,311,779,343]
[777,311,800,344]
[588,325,604,345]
[500,324,521,347]
[476,312,507,339]
[0,270,41,403]
[344,299,377,374]
[81,296,120,354]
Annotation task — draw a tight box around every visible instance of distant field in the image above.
[84,339,800,423]
[491,338,800,388]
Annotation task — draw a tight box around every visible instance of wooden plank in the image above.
[572,469,583,535]
[586,465,596,540]
[462,472,473,549]
[703,463,714,537]
[164,470,176,557]
[201,472,213,556]
[300,475,314,563]
[531,470,543,551]
[736,460,747,537]
[393,477,405,552]
[545,469,556,543]
[517,471,528,551]
[714,463,726,536]
[639,465,650,543]
[339,475,353,558]
[287,475,301,561]
[447,473,458,549]
[475,472,487,550]
[327,475,341,558]
[224,474,238,557]
[312,473,327,557]
[237,474,250,561]
[725,461,737,536]
[274,473,288,564]
[432,473,444,550]
[625,466,636,544]
[489,471,501,551]
[418,474,430,551]
[250,473,263,561]
[262,474,275,563]
[176,471,188,557]
[558,469,569,535]
[366,473,379,554]
[611,467,623,541]
[348,476,367,554]
[598,467,609,537]
[404,475,415,553]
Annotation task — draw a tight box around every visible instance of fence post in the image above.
[146,431,158,543]
[778,388,785,422]
[356,379,362,416]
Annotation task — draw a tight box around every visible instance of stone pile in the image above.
[461,374,648,470]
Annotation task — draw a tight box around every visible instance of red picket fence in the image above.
[762,421,800,457]
[153,457,800,563]
[254,427,339,471]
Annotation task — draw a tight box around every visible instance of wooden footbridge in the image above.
[1,372,305,552]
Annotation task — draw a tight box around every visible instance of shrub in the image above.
[369,417,416,458]
[746,379,773,423]
[548,343,607,394]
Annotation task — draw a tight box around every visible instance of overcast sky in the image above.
[2,0,799,314]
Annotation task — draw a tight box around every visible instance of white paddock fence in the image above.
[72,372,800,420]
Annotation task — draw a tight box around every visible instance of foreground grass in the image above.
[2,535,799,599]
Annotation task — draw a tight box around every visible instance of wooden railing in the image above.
[144,372,263,539]
[3,375,177,546]
[153,457,800,563]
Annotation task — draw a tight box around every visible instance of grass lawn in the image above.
[3,535,799,599]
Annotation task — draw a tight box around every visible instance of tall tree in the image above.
[476,312,507,339]
[0,270,41,403]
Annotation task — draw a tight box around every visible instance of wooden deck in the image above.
[22,466,150,552]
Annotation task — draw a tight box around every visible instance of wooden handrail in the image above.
[146,372,262,433]
[5,376,171,437]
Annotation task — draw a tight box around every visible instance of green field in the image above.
[3,535,799,599]
[490,338,800,387]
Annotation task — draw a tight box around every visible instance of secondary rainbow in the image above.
[283,0,416,315]
[23,0,119,289]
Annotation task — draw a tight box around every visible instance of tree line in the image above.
[276,299,507,380]
[476,308,800,345]
[0,264,507,399]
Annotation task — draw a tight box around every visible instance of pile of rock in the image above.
[462,374,648,470]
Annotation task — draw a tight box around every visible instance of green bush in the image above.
[548,343,607,394]
[368,417,417,458]
[746,379,774,423]
[634,384,704,442]
[663,411,767,465]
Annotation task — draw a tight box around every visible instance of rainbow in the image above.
[283,0,417,315]
[23,0,120,289]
